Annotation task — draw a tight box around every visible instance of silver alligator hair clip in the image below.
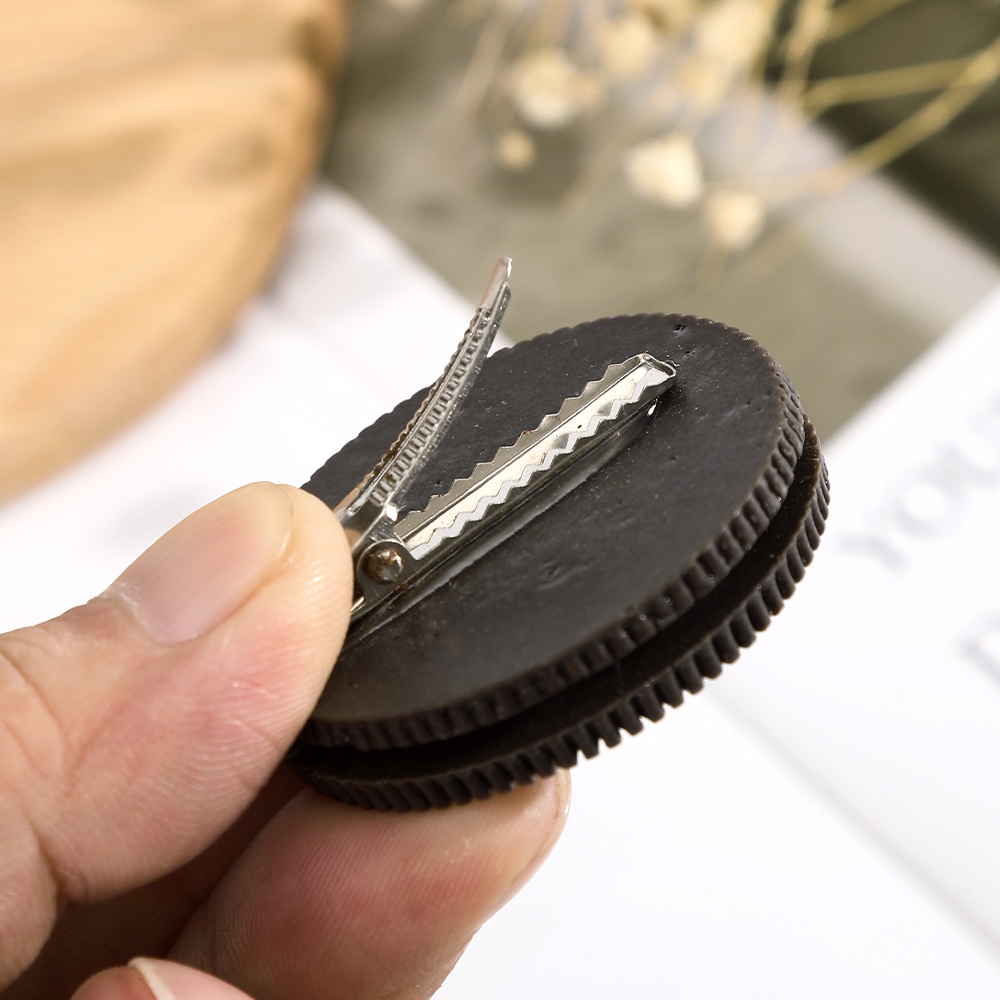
[334,257,677,625]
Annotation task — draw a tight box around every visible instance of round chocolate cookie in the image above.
[291,313,828,810]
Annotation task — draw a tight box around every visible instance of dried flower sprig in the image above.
[383,0,1000,256]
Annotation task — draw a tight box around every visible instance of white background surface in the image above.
[3,186,1000,996]
[719,287,1000,946]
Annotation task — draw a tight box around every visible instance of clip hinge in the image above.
[336,260,676,623]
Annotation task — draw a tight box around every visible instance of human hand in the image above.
[0,483,569,1000]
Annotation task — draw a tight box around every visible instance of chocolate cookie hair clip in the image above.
[289,258,829,811]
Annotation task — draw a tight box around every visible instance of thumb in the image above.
[0,483,352,986]
[73,959,254,1000]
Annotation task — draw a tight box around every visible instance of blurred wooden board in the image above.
[0,0,348,500]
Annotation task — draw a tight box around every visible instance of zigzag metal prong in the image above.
[338,258,675,627]
[397,353,676,560]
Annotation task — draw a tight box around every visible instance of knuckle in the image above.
[0,599,132,788]
[0,601,137,910]
[0,624,68,791]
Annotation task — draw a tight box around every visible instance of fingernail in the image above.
[533,770,571,866]
[494,771,571,914]
[129,958,253,1000]
[109,483,294,644]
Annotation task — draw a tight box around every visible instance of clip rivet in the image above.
[363,545,405,584]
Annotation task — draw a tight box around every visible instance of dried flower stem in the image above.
[796,33,1000,197]
[527,0,575,48]
[562,123,643,208]
[825,0,914,42]
[458,1,522,115]
[802,57,976,114]
[578,0,609,64]
[780,0,835,106]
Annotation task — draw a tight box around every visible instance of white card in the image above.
[720,286,1000,945]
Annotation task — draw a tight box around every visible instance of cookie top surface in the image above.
[304,313,804,741]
